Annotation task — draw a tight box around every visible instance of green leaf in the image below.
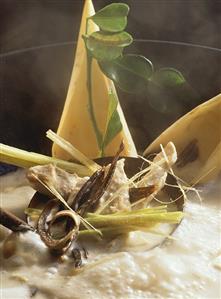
[150,68,185,87]
[99,54,153,94]
[86,43,123,61]
[84,31,133,61]
[103,110,122,148]
[106,91,118,126]
[89,3,129,32]
[102,92,122,148]
[89,31,133,47]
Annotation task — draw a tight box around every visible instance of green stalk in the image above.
[86,49,103,154]
[0,143,92,177]
[86,206,168,218]
[86,18,90,35]
[100,144,105,159]
[85,211,183,229]
[84,18,103,156]
[80,210,183,238]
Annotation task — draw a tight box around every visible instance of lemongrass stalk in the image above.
[79,224,155,237]
[86,205,168,218]
[46,130,100,172]
[110,206,167,216]
[85,211,183,228]
[0,143,92,177]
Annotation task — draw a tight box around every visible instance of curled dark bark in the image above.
[71,168,105,212]
[0,207,33,232]
[72,142,124,216]
[37,200,80,253]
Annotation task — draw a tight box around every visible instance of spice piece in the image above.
[0,207,33,232]
[37,200,80,253]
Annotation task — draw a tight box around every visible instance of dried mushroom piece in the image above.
[37,200,80,253]
[71,142,125,216]
[70,168,105,213]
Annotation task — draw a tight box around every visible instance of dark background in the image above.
[0,0,220,52]
[0,0,220,154]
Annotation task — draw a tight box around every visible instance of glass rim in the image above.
[0,39,220,59]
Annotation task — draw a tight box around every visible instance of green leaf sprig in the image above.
[86,31,133,61]
[89,3,129,32]
[83,2,186,156]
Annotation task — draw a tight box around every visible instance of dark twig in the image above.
[0,207,33,232]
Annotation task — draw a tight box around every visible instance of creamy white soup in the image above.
[0,168,220,299]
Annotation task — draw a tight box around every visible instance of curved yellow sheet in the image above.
[52,0,137,160]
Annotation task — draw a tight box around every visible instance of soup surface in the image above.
[0,170,221,299]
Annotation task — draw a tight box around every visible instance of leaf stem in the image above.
[86,51,103,154]
[86,18,90,35]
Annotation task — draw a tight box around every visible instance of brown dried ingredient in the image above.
[71,248,82,268]
[71,142,125,216]
[37,200,79,253]
[0,207,33,232]
[129,185,155,203]
[176,139,199,168]
[70,168,105,213]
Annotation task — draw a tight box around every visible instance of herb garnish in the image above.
[83,3,185,156]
